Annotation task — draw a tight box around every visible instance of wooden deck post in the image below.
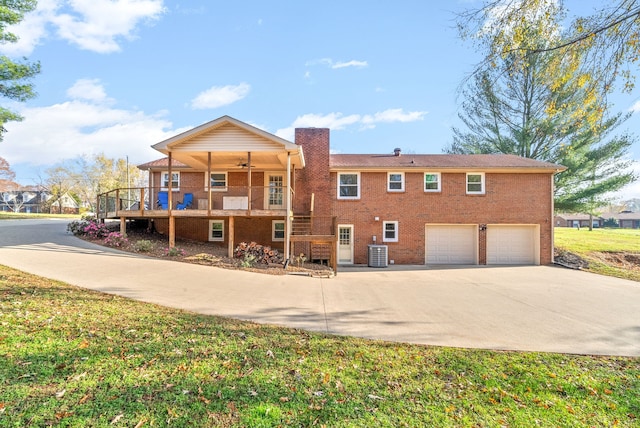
[120,217,126,236]
[228,216,235,258]
[247,152,252,213]
[169,216,175,248]
[285,152,291,262]
[207,152,212,215]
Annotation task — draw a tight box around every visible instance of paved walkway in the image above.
[1,219,639,356]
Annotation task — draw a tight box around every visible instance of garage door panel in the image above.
[487,226,537,265]
[425,225,477,264]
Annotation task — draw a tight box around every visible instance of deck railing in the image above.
[97,186,296,217]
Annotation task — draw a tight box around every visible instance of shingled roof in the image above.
[330,153,564,171]
[137,158,190,170]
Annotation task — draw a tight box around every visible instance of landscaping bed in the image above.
[69,218,333,277]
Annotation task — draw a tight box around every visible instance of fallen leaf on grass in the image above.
[78,339,89,349]
[111,413,124,424]
[55,389,66,399]
[134,418,147,428]
[55,411,74,420]
[368,394,385,401]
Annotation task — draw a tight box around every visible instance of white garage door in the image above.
[425,225,477,264]
[487,225,538,265]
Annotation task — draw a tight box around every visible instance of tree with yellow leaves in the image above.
[449,2,636,212]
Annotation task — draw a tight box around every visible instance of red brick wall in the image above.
[153,216,284,252]
[330,171,553,265]
[293,128,331,216]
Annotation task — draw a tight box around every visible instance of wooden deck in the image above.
[101,208,288,220]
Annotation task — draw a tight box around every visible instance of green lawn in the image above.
[1,265,638,427]
[555,228,640,281]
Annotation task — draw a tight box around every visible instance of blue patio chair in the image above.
[177,193,193,210]
[156,191,168,209]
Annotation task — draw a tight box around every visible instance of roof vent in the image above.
[394,148,401,156]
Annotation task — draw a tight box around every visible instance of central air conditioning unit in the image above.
[368,245,388,268]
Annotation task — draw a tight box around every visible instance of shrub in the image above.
[103,232,128,248]
[67,218,110,238]
[240,253,257,268]
[164,247,186,257]
[134,239,154,253]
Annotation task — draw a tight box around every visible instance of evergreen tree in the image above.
[0,0,40,137]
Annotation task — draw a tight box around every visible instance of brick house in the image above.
[98,115,564,268]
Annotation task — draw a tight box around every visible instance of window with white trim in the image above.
[207,172,227,191]
[161,172,180,191]
[387,172,404,192]
[424,172,441,192]
[466,173,485,194]
[209,220,224,242]
[337,172,360,199]
[272,220,285,241]
[383,221,398,242]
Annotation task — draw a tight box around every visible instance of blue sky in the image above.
[1,0,639,199]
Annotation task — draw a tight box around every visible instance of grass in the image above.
[1,265,639,427]
[555,228,640,281]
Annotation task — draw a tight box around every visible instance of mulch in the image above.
[85,227,333,277]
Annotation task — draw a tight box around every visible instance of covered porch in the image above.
[97,116,337,271]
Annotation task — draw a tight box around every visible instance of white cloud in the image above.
[305,58,368,69]
[66,78,111,103]
[629,100,640,113]
[190,83,251,110]
[2,79,180,168]
[275,109,427,140]
[0,0,165,56]
[0,0,58,56]
[332,60,368,69]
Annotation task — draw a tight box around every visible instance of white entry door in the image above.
[338,225,354,264]
[265,173,284,210]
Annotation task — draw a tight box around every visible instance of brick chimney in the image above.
[294,128,331,215]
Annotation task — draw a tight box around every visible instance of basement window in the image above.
[383,221,398,242]
[272,220,285,241]
[209,220,224,242]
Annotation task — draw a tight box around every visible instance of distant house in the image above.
[555,211,640,229]
[600,211,640,229]
[0,190,79,214]
[97,115,566,267]
[554,213,603,228]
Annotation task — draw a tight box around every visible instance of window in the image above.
[272,220,285,241]
[387,172,404,192]
[466,173,485,194]
[424,173,441,192]
[208,172,227,191]
[161,172,180,191]
[383,221,398,242]
[337,172,360,199]
[209,220,224,242]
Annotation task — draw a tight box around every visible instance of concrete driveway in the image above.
[1,218,639,357]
